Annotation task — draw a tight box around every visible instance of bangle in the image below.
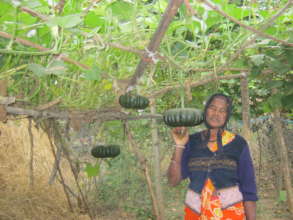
[175,144,185,149]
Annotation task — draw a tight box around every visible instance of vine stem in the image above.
[200,0,293,47]
[0,49,59,55]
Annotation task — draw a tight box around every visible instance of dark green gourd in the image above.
[163,108,203,127]
[119,93,149,109]
[91,145,120,158]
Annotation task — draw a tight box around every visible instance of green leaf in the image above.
[250,54,265,66]
[284,47,293,67]
[20,0,42,8]
[267,81,283,89]
[82,65,102,81]
[84,163,100,177]
[46,14,82,28]
[268,58,290,74]
[261,102,272,113]
[251,65,264,76]
[28,63,46,77]
[268,94,283,110]
[282,94,293,110]
[47,60,67,75]
[279,190,287,202]
[84,12,106,30]
[28,61,67,77]
[107,1,134,20]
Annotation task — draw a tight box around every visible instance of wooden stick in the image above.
[240,75,251,134]
[36,97,62,111]
[127,0,184,89]
[150,99,165,219]
[125,122,162,220]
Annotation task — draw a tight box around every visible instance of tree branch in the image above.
[149,73,245,98]
[5,106,162,121]
[201,0,293,47]
[127,0,184,89]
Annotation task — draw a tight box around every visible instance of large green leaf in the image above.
[84,162,100,178]
[279,190,287,202]
[107,1,135,20]
[84,12,106,31]
[82,65,102,81]
[46,14,83,28]
[28,61,67,77]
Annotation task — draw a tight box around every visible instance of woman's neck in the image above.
[209,128,220,140]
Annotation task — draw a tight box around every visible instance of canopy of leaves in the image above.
[0,0,292,117]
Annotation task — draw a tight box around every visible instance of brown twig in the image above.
[36,97,62,111]
[82,0,102,16]
[52,121,95,220]
[55,0,66,15]
[46,121,73,211]
[149,73,245,98]
[20,7,48,21]
[0,31,90,69]
[201,0,293,47]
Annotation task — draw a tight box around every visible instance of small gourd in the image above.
[91,145,120,158]
[119,93,149,109]
[163,108,203,127]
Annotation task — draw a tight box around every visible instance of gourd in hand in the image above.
[163,108,203,127]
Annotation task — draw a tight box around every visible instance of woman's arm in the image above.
[167,147,185,186]
[167,127,189,186]
[237,139,258,220]
[244,201,256,220]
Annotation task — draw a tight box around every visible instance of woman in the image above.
[167,93,258,220]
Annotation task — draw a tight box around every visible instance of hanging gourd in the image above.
[163,72,203,127]
[91,145,120,158]
[163,108,203,127]
[119,93,149,109]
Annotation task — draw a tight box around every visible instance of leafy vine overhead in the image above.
[0,0,292,119]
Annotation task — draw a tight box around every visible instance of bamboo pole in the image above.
[150,99,165,220]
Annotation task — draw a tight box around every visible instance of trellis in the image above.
[0,0,292,219]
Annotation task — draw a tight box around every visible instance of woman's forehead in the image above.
[209,97,228,107]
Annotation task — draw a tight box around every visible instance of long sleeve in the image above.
[181,140,191,180]
[237,142,258,201]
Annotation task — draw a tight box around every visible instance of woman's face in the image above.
[206,97,228,128]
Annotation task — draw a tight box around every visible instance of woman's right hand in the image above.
[171,127,189,146]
